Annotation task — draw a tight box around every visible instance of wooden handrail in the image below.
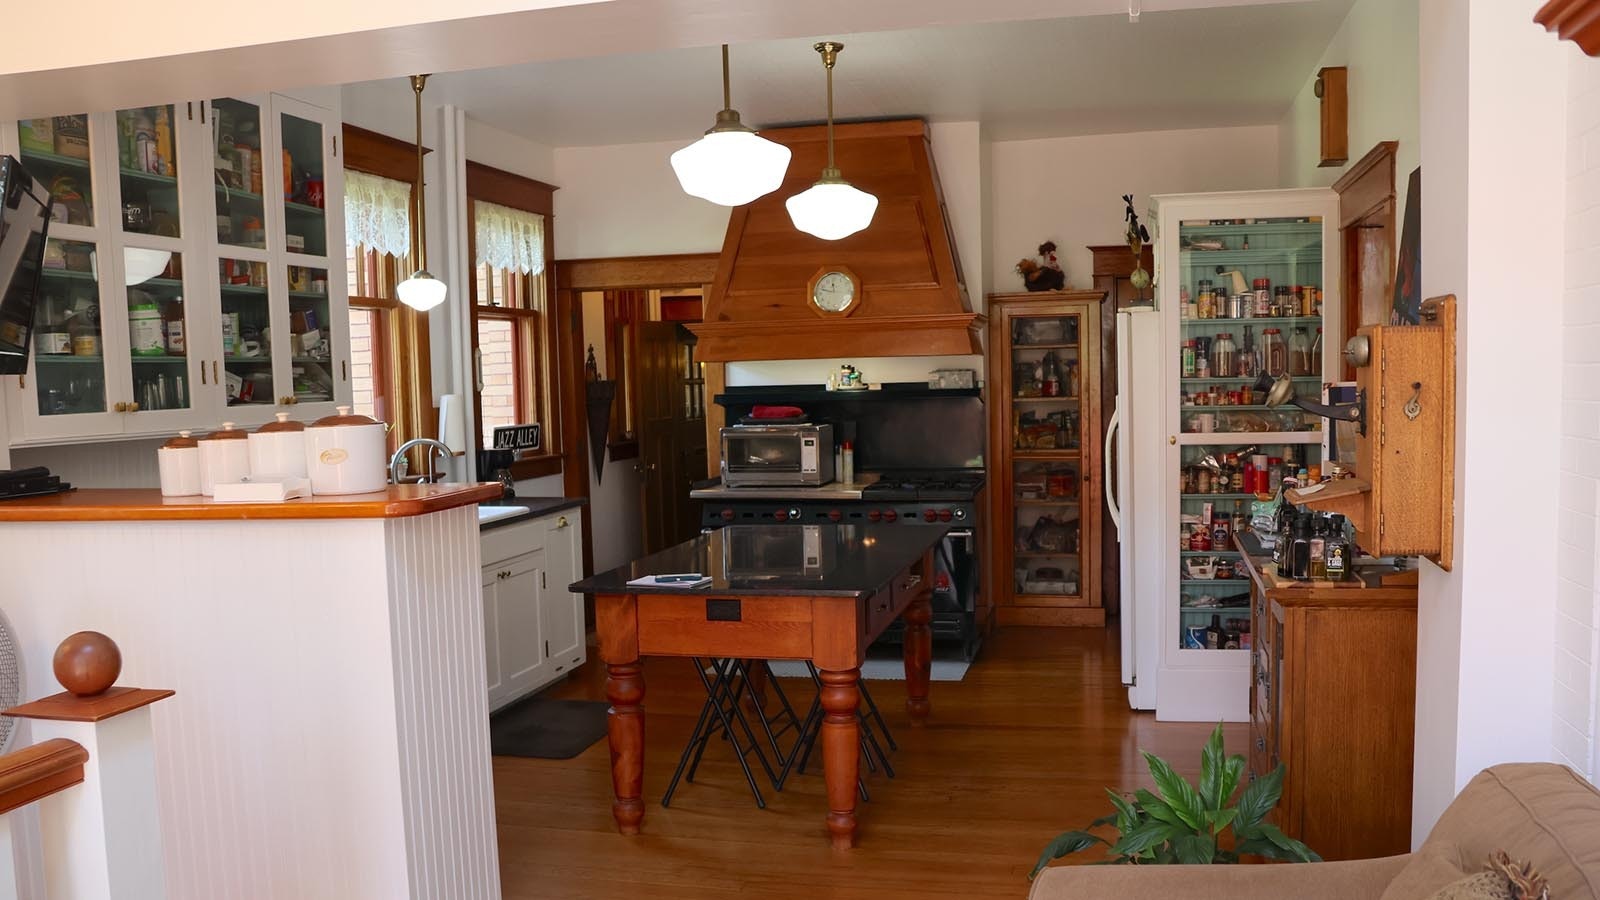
[0,738,88,816]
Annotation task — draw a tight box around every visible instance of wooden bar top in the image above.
[0,483,504,523]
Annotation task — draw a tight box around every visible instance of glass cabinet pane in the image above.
[210,99,268,249]
[1176,217,1325,435]
[288,265,332,403]
[219,259,274,406]
[115,105,181,237]
[279,113,327,257]
[1010,311,1083,600]
[33,239,107,415]
[17,116,94,226]
[125,248,190,412]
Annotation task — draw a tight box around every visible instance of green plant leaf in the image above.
[1173,833,1216,865]
[1254,823,1321,862]
[1209,808,1239,833]
[1110,820,1182,858]
[1199,723,1226,809]
[1233,763,1284,832]
[1089,812,1118,829]
[1219,754,1246,807]
[1030,830,1108,879]
[1143,751,1205,830]
[1105,788,1141,831]
[1133,789,1187,828]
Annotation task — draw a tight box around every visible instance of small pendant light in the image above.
[785,42,878,241]
[397,74,447,312]
[670,44,792,206]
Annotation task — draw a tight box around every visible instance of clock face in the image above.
[814,271,855,313]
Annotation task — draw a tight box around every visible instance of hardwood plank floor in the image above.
[493,627,1244,899]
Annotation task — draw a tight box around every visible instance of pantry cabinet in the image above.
[3,94,348,446]
[481,509,587,712]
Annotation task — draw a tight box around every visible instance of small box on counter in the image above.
[929,368,977,390]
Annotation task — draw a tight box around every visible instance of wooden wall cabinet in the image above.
[987,291,1104,626]
[1088,244,1151,617]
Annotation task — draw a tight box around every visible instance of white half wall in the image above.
[987,126,1281,297]
[1277,0,1420,224]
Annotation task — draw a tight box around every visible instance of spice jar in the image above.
[1262,327,1288,376]
[1289,327,1314,376]
[1209,333,1236,380]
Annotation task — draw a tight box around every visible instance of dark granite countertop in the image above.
[570,523,948,599]
[479,495,588,531]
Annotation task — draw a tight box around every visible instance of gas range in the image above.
[701,469,983,529]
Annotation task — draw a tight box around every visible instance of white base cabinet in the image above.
[481,508,585,712]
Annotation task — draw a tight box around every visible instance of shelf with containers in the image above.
[987,290,1107,626]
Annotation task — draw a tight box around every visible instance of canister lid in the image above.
[199,422,248,441]
[161,430,199,450]
[256,411,305,434]
[310,405,383,428]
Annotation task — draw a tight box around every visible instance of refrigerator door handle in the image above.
[1104,404,1122,532]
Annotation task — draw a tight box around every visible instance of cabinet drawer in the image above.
[867,588,896,637]
[637,595,812,659]
[481,517,546,567]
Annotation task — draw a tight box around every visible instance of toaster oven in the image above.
[719,423,835,487]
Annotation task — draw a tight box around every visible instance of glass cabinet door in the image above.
[123,248,192,413]
[16,116,95,227]
[115,104,182,238]
[1010,311,1084,602]
[210,98,268,250]
[278,111,327,257]
[287,264,333,404]
[1176,217,1325,436]
[31,239,109,416]
[218,258,275,407]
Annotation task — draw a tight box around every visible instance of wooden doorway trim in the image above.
[554,253,721,575]
[1332,141,1398,380]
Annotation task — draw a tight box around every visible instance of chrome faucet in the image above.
[389,438,454,485]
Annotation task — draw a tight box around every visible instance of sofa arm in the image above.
[1027,854,1410,900]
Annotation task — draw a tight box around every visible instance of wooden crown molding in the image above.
[465,161,557,216]
[1537,0,1600,55]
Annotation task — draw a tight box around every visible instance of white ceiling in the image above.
[364,0,1356,148]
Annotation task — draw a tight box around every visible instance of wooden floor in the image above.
[493,626,1243,899]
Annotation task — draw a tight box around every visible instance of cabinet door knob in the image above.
[112,401,125,412]
[128,401,140,412]
[1169,435,1177,445]
[556,516,568,528]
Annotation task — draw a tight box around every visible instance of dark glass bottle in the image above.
[1324,514,1350,581]
[1289,517,1312,580]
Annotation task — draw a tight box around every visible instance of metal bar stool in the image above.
[662,657,778,808]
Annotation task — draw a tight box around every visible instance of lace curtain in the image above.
[474,201,546,275]
[344,170,413,258]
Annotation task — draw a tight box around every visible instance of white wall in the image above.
[1412,0,1566,844]
[1556,49,1600,779]
[987,126,1281,297]
[1278,0,1420,227]
[552,139,731,260]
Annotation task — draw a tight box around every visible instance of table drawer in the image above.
[867,588,896,636]
[637,595,813,659]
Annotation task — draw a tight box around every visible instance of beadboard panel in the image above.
[0,512,492,899]
[10,439,164,489]
[384,506,499,900]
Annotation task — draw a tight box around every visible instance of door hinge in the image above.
[186,101,193,121]
[1379,511,1385,536]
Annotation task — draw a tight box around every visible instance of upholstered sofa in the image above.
[1029,763,1600,900]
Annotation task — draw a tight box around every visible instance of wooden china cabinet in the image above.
[986,290,1105,626]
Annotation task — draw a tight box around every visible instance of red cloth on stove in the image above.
[750,405,805,419]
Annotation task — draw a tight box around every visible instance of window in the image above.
[341,126,433,451]
[467,163,560,478]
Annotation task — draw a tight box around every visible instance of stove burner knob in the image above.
[788,507,802,521]
[828,509,842,522]
[923,509,938,523]
[884,510,899,522]
[868,509,882,522]
[952,507,967,520]
[774,509,789,522]
[720,508,735,521]
[938,509,953,522]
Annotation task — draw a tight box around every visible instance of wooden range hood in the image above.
[688,119,982,362]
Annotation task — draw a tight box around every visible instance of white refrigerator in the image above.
[1110,188,1340,722]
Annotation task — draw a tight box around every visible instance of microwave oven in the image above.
[719,423,835,487]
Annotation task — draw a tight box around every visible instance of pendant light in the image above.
[670,45,792,206]
[397,74,447,312]
[785,42,877,241]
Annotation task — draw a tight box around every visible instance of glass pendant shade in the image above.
[397,270,448,311]
[786,177,878,241]
[671,128,791,206]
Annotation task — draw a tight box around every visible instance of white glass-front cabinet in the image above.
[3,95,347,445]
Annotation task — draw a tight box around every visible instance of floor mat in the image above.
[489,697,609,759]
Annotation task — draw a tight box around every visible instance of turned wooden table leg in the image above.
[605,661,646,834]
[903,591,933,724]
[818,666,862,849]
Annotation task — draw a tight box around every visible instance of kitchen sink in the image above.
[477,505,532,526]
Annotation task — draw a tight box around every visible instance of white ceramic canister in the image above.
[248,412,308,479]
[197,422,251,496]
[156,430,202,497]
[305,406,388,495]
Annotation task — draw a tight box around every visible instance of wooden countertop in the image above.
[0,483,504,523]
[1234,530,1417,608]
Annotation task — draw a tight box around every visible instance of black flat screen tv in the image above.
[0,156,53,375]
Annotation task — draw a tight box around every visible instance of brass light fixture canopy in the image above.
[670,44,792,207]
[785,40,879,241]
[397,73,447,311]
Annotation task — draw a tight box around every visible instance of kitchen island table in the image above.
[572,523,944,849]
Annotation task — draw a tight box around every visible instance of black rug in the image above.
[489,697,609,760]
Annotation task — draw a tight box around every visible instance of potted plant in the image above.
[1031,724,1319,877]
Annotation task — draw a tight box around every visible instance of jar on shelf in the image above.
[1273,286,1292,317]
[1209,332,1236,379]
[1262,327,1288,377]
[1289,327,1314,376]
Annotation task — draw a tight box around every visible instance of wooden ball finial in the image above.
[52,631,122,697]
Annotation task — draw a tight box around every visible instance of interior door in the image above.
[636,321,706,553]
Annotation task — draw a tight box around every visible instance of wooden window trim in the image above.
[342,124,431,184]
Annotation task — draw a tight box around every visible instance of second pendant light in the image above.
[786,41,878,241]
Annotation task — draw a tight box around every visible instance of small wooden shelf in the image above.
[1285,477,1372,534]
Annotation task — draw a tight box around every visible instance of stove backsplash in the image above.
[720,393,984,472]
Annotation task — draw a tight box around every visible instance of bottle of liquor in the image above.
[1308,516,1327,579]
[1324,515,1350,581]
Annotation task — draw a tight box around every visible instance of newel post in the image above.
[5,632,173,900]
